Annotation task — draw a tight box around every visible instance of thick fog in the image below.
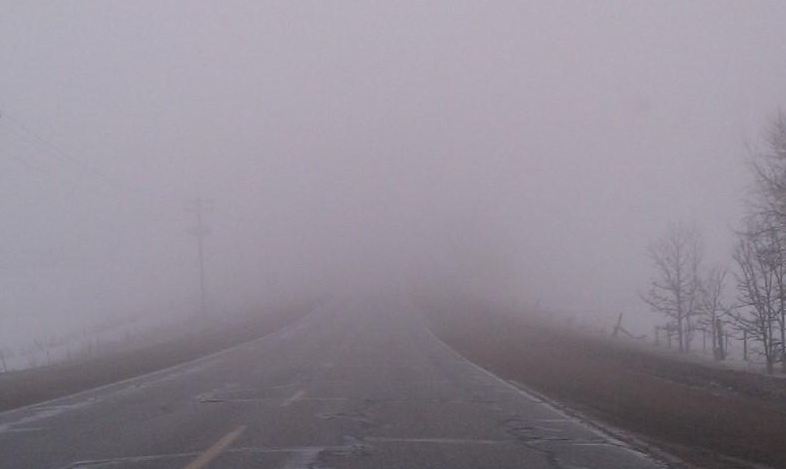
[2,2,786,347]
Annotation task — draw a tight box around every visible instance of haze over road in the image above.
[0,299,664,468]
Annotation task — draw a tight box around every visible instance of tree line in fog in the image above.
[643,112,786,374]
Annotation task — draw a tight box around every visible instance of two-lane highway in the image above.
[0,299,666,468]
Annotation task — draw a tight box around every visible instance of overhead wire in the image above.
[0,107,262,232]
[0,107,185,217]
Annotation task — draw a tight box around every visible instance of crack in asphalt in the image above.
[501,415,601,469]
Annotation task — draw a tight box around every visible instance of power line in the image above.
[0,124,54,175]
[0,109,259,230]
[0,110,189,214]
[0,109,123,191]
[0,110,211,276]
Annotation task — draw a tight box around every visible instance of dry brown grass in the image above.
[426,304,786,469]
[0,306,309,413]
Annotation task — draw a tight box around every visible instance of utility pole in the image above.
[186,197,212,318]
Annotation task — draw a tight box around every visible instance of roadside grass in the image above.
[426,304,786,469]
[0,306,310,413]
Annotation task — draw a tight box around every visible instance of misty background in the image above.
[2,1,786,351]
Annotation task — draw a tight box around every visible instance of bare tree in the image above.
[741,111,786,371]
[749,110,786,223]
[768,223,786,373]
[0,347,8,373]
[731,218,780,374]
[697,266,729,360]
[642,223,702,353]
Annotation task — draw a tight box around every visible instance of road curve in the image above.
[0,298,666,468]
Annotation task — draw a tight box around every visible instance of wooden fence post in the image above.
[743,329,748,361]
[715,319,725,360]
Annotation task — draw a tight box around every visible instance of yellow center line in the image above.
[183,425,247,469]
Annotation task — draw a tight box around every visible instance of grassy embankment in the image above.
[427,303,786,469]
[0,305,310,413]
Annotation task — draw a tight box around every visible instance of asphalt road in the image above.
[0,299,666,468]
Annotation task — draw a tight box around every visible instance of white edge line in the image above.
[280,389,306,407]
[423,326,681,468]
[0,308,318,419]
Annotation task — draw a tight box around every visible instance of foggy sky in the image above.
[2,1,786,343]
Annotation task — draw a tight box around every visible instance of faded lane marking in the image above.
[183,425,246,469]
[281,447,321,469]
[281,389,306,407]
[365,437,506,445]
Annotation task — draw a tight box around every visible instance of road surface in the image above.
[0,299,666,468]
